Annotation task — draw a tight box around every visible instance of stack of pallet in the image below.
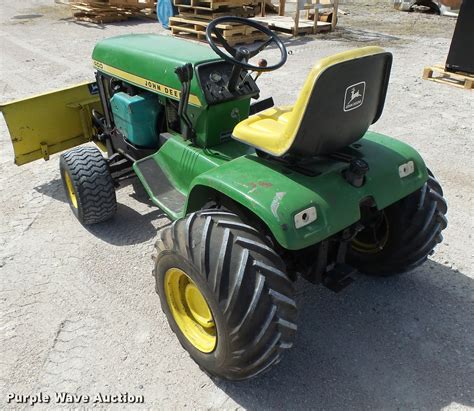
[169,0,266,45]
[252,0,338,36]
[71,0,156,24]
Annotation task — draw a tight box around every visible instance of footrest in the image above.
[134,156,185,214]
[322,263,357,292]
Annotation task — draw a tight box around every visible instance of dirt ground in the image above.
[1,0,473,409]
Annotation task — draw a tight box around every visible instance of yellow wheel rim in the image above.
[352,213,389,254]
[64,171,78,209]
[164,268,217,353]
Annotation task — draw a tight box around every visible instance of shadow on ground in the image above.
[35,177,166,245]
[86,204,165,245]
[217,260,474,410]
[35,176,153,205]
[258,28,402,63]
[35,177,67,203]
[320,27,401,44]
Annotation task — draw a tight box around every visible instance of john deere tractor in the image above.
[1,18,447,380]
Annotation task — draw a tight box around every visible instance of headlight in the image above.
[294,206,317,229]
[399,160,415,178]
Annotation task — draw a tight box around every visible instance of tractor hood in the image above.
[92,34,220,107]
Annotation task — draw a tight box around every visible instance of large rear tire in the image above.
[59,146,117,225]
[348,174,447,276]
[153,210,297,380]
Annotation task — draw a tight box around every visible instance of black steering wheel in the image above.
[206,17,287,91]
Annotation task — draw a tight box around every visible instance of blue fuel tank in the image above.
[110,92,161,148]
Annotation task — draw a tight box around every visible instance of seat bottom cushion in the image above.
[232,106,294,156]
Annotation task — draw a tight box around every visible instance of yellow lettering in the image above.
[92,60,200,106]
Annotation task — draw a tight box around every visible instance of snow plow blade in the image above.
[0,81,101,165]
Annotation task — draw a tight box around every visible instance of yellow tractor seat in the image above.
[232,46,393,157]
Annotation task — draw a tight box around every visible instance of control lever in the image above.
[239,59,268,89]
[344,159,369,187]
[228,48,250,92]
[254,59,268,81]
[175,63,195,141]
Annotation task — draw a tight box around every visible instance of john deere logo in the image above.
[344,81,365,112]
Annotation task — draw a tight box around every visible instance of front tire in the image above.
[153,210,297,381]
[59,146,117,225]
[348,173,447,276]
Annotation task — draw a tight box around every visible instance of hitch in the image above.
[302,225,363,292]
[322,263,357,292]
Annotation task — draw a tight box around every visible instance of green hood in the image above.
[92,34,220,107]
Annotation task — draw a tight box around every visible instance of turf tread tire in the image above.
[153,210,297,381]
[59,146,116,225]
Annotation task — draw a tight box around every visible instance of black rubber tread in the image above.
[348,174,447,276]
[153,210,297,381]
[59,146,117,225]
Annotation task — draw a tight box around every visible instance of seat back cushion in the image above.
[289,49,392,157]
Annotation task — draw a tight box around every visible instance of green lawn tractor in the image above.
[1,17,447,380]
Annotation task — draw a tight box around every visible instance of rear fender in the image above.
[185,133,429,251]
[0,81,101,165]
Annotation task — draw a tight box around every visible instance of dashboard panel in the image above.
[196,60,260,105]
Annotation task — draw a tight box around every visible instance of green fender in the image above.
[186,132,428,250]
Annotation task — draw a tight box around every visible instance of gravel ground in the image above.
[1,0,473,409]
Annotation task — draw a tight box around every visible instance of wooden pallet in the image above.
[177,5,256,20]
[72,1,156,23]
[251,15,331,35]
[169,15,267,45]
[72,2,132,22]
[109,0,153,8]
[136,7,157,18]
[174,0,257,11]
[423,65,474,90]
[121,4,157,19]
[73,11,128,22]
[172,31,267,46]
